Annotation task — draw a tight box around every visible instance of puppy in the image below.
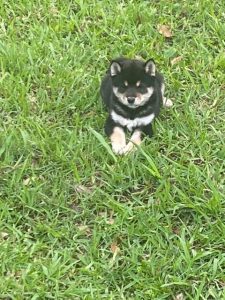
[100,57,172,155]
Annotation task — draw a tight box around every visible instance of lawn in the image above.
[0,0,225,299]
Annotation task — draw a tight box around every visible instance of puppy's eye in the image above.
[137,82,144,88]
[136,81,144,88]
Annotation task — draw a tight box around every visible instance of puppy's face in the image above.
[110,59,156,108]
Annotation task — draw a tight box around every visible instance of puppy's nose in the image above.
[127,97,135,104]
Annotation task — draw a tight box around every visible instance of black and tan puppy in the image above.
[100,57,172,155]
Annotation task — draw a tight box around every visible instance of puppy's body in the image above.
[100,57,172,154]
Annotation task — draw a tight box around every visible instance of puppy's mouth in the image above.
[127,102,138,108]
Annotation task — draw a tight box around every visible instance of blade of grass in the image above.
[90,128,117,162]
[138,146,161,178]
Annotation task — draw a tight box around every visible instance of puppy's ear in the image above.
[110,61,121,76]
[145,59,156,76]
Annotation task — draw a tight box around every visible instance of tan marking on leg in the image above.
[122,130,142,155]
[110,126,126,154]
[161,83,165,96]
[163,97,173,107]
[161,83,173,108]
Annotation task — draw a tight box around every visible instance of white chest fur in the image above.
[111,110,155,131]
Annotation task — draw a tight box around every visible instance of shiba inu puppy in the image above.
[100,57,172,155]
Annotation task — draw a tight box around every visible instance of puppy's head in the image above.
[110,59,156,108]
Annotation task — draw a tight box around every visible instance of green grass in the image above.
[0,0,225,299]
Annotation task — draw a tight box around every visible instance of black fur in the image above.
[100,57,165,138]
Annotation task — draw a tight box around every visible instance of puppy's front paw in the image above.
[110,126,126,155]
[163,97,173,107]
[112,142,135,155]
[120,142,135,155]
[112,143,126,155]
[119,130,142,155]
